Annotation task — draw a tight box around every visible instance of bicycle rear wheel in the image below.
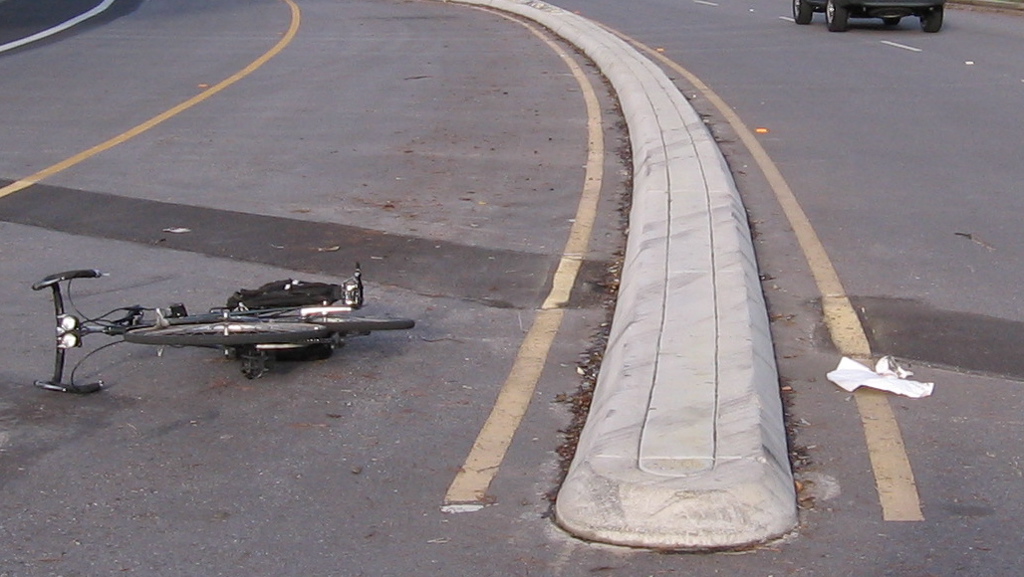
[125,321,328,347]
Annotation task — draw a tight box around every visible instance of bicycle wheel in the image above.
[124,321,328,347]
[306,316,415,333]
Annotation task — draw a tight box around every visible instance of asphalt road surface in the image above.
[0,0,631,574]
[3,1,1024,576]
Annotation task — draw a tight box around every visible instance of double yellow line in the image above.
[0,0,301,200]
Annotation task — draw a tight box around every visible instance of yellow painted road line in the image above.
[855,389,925,521]
[543,70,604,311]
[444,307,566,507]
[617,33,923,521]
[443,15,605,508]
[0,0,302,200]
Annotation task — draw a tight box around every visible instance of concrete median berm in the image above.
[453,0,797,549]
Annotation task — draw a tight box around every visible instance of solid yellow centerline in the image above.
[0,0,302,199]
[443,14,605,508]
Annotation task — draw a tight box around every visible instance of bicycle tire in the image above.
[124,321,328,347]
[306,316,415,333]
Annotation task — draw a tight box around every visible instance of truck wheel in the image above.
[826,0,849,32]
[794,0,814,25]
[921,6,943,33]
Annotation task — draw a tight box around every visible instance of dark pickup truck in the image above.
[793,0,946,32]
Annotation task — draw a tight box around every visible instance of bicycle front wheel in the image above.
[125,321,328,347]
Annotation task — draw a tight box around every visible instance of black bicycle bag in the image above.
[226,279,344,310]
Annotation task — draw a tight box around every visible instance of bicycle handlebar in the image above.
[32,269,103,291]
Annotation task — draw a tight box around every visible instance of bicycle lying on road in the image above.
[32,266,415,394]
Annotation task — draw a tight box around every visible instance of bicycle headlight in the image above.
[58,332,79,349]
[57,314,79,331]
[56,315,81,348]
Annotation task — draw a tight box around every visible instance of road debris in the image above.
[955,231,995,251]
[826,356,934,398]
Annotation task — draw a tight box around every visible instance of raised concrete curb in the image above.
[452,0,797,549]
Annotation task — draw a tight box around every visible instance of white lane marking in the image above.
[693,0,720,6]
[780,16,796,22]
[881,40,923,53]
[0,0,117,54]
